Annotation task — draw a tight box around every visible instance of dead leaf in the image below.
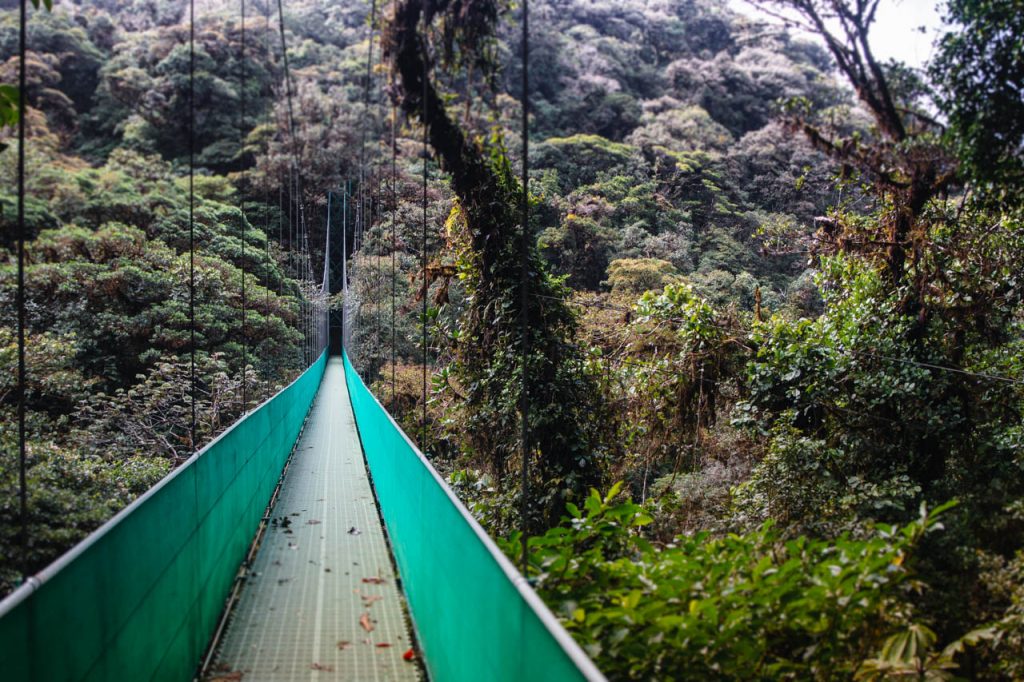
[362,577,386,585]
[359,612,374,632]
[210,672,244,681]
[337,640,351,651]
[362,595,383,606]
[306,519,321,525]
[347,526,361,535]
[403,648,416,662]
[376,643,392,648]
[309,663,334,672]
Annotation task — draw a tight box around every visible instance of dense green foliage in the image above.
[508,488,981,680]
[2,0,1023,678]
[388,0,1024,677]
[0,0,317,593]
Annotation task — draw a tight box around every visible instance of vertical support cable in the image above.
[325,190,332,357]
[262,203,271,399]
[342,181,348,353]
[262,2,272,401]
[189,0,197,449]
[518,0,531,571]
[239,0,248,410]
[288,171,294,274]
[377,169,384,374]
[324,192,330,356]
[361,0,378,370]
[276,0,306,370]
[16,0,28,572]
[324,192,332,298]
[420,53,428,450]
[391,104,397,404]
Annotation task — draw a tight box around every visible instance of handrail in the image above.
[0,352,328,681]
[344,351,606,682]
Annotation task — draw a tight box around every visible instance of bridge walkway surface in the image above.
[210,357,419,681]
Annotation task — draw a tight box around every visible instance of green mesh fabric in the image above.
[343,352,605,682]
[0,352,327,682]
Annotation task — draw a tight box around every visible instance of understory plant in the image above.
[508,485,987,681]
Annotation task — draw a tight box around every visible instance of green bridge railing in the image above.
[344,351,605,682]
[0,352,327,682]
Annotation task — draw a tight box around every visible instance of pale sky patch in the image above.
[727,0,946,70]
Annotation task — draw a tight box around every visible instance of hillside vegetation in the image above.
[2,0,1023,678]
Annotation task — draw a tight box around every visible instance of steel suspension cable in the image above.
[324,193,332,302]
[262,2,273,400]
[360,0,378,368]
[420,52,428,450]
[376,163,383,374]
[275,0,309,369]
[16,0,28,572]
[239,0,248,410]
[391,103,398,404]
[518,0,531,570]
[189,0,197,449]
[373,8,385,377]
[342,180,348,351]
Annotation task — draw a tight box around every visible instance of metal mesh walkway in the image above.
[210,358,419,681]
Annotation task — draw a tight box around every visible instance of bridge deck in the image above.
[210,358,419,681]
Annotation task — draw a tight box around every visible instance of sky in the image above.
[727,0,946,69]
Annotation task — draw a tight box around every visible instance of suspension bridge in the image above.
[0,173,605,681]
[0,0,610,676]
[0,343,604,681]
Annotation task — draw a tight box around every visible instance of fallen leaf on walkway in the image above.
[210,672,244,681]
[359,612,374,632]
[208,666,244,681]
[347,526,361,535]
[403,648,416,662]
[362,577,386,585]
[310,663,334,671]
[287,542,298,550]
[306,519,321,525]
[337,640,350,651]
[376,643,392,648]
[362,595,383,606]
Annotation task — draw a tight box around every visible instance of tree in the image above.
[383,0,605,525]
[751,0,956,288]
[931,0,1024,204]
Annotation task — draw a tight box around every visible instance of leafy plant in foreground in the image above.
[508,486,981,680]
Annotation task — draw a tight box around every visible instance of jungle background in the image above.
[1,0,1023,678]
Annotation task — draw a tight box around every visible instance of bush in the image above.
[509,485,966,681]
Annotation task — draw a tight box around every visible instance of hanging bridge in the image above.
[0,349,604,682]
[0,0,605,676]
